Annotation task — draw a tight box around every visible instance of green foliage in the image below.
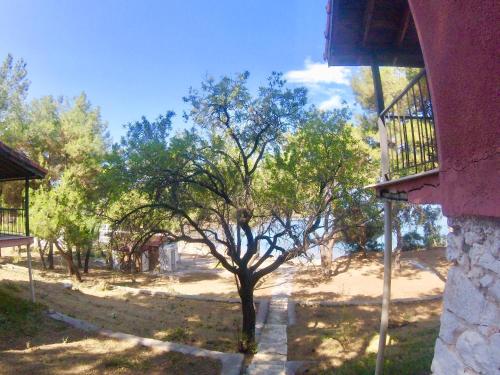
[402,231,425,251]
[339,191,383,253]
[104,71,372,348]
[0,54,29,144]
[104,71,372,271]
[263,108,367,211]
[0,54,108,269]
[27,93,108,250]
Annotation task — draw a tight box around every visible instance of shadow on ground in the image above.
[289,300,441,375]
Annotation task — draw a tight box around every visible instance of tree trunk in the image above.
[130,253,136,283]
[84,247,91,273]
[320,239,335,277]
[360,225,368,258]
[37,239,47,269]
[238,274,256,352]
[48,242,54,269]
[76,246,82,269]
[394,221,403,273]
[107,250,113,270]
[54,242,82,282]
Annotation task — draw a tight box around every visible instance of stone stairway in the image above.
[247,267,293,375]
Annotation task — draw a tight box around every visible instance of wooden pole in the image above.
[371,65,385,115]
[25,177,35,302]
[27,242,35,302]
[371,65,393,375]
[25,177,30,236]
[375,200,392,375]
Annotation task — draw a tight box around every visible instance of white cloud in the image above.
[319,95,342,111]
[285,58,351,86]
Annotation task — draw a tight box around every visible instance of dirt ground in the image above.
[0,285,220,375]
[0,246,450,364]
[0,247,450,305]
[289,300,442,374]
[0,265,243,353]
[0,249,276,299]
[293,247,449,303]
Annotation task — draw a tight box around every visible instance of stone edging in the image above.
[296,294,443,307]
[47,310,244,375]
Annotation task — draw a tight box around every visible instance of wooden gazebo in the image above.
[0,140,47,301]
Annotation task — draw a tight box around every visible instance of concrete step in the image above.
[252,352,287,363]
[247,362,286,375]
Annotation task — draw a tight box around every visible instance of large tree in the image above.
[0,55,108,276]
[104,72,368,350]
[265,109,375,275]
[28,94,107,277]
[0,54,29,143]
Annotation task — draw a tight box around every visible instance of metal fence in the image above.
[379,70,438,180]
[0,207,26,236]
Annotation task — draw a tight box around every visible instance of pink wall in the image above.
[409,0,500,218]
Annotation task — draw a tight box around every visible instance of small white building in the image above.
[140,238,180,273]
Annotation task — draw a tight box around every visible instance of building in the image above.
[0,140,47,301]
[142,240,179,273]
[104,231,180,273]
[324,1,499,374]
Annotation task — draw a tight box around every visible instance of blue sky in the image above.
[0,0,355,141]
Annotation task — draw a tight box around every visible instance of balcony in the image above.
[372,70,440,203]
[0,206,32,248]
[0,207,26,236]
[0,140,47,250]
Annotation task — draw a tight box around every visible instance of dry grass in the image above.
[1,334,221,375]
[0,266,243,352]
[0,284,221,375]
[289,300,442,375]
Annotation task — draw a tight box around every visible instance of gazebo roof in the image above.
[324,0,424,67]
[0,141,47,181]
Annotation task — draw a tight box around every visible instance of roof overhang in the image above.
[0,141,47,182]
[324,0,424,67]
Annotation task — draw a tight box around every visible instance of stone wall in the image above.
[432,216,500,375]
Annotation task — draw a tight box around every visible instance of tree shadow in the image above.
[1,327,221,375]
[290,300,442,375]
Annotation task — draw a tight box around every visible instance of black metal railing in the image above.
[379,70,438,180]
[0,207,26,236]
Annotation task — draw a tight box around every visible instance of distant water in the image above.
[254,213,448,261]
